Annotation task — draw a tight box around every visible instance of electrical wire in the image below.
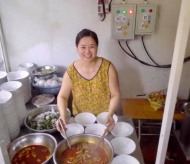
[108,0,113,12]
[118,40,166,68]
[141,35,190,67]
[141,36,160,66]
[99,0,106,21]
[120,39,190,68]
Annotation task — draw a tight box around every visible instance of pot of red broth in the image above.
[53,133,114,164]
[8,133,57,164]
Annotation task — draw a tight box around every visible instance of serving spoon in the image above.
[98,127,109,145]
[58,119,71,149]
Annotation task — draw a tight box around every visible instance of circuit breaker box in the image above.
[135,4,157,35]
[111,4,136,40]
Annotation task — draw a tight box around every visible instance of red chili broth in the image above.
[59,142,109,164]
[12,145,51,164]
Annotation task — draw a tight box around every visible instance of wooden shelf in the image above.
[121,98,184,120]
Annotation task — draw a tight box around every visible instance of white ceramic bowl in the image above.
[0,90,12,104]
[96,112,118,125]
[7,71,29,81]
[0,71,7,78]
[85,123,107,136]
[111,154,140,164]
[74,112,96,126]
[0,81,22,92]
[111,122,134,137]
[0,71,7,85]
[110,137,136,155]
[65,123,84,137]
[17,62,36,70]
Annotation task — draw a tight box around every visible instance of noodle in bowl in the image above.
[53,133,114,164]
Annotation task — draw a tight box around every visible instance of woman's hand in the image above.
[56,117,67,132]
[106,115,115,132]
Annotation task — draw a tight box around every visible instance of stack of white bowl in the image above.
[0,71,7,85]
[0,81,27,126]
[0,109,10,147]
[7,71,32,103]
[17,62,36,78]
[0,91,20,141]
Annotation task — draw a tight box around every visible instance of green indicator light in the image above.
[141,9,145,13]
[122,10,126,14]
[116,10,120,14]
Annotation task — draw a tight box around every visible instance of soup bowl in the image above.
[53,133,114,164]
[8,133,57,164]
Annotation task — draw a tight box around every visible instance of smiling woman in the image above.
[56,28,121,133]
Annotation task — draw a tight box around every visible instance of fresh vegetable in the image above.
[29,111,60,130]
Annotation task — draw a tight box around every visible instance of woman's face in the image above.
[77,36,98,61]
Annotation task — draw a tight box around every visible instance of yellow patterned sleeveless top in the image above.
[67,58,111,116]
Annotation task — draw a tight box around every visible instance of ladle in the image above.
[58,119,71,149]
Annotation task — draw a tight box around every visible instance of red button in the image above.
[149,9,153,13]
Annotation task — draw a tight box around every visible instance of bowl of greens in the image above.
[24,104,71,133]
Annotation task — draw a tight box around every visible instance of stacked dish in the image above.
[0,108,10,147]
[0,90,20,140]
[0,71,7,85]
[17,62,36,78]
[0,81,27,126]
[7,71,32,103]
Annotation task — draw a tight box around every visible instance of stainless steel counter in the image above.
[18,114,144,164]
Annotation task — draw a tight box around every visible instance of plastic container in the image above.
[32,72,63,95]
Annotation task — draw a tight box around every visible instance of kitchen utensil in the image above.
[53,133,114,164]
[58,119,71,149]
[32,65,56,78]
[8,133,57,164]
[97,127,109,145]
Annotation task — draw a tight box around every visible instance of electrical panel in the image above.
[111,4,136,40]
[135,4,157,35]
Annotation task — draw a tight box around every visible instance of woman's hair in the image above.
[75,29,99,47]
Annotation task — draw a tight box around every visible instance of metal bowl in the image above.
[53,133,114,164]
[32,65,56,78]
[24,104,71,133]
[8,133,57,164]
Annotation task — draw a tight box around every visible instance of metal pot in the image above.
[53,133,114,164]
[8,133,57,164]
